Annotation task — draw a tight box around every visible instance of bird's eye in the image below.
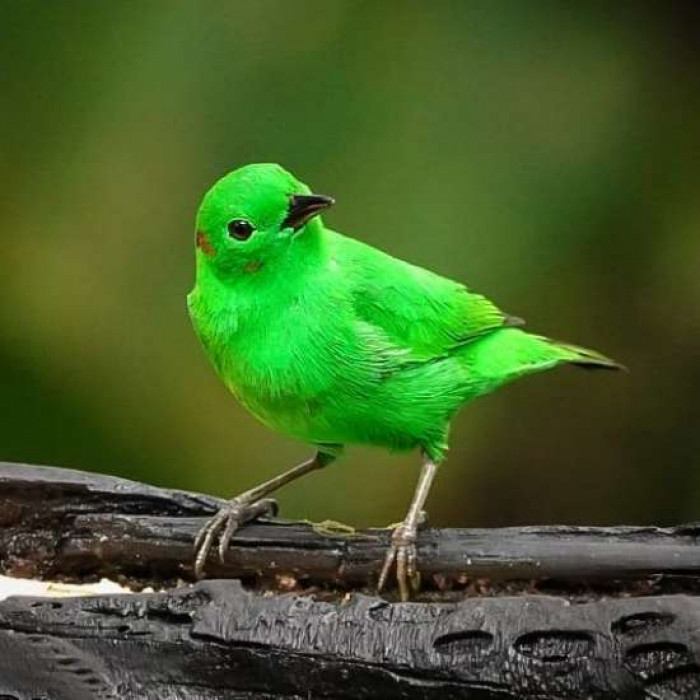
[227,219,254,241]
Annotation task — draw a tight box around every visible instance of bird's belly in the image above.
[220,349,343,445]
[228,370,451,456]
[190,289,358,444]
[228,380,316,438]
[193,299,467,455]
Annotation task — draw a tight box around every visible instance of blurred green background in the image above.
[2,1,699,528]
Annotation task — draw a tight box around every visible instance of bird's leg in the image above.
[378,454,438,601]
[194,451,334,578]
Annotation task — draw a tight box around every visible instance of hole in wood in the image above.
[433,630,494,657]
[611,611,675,637]
[55,657,78,666]
[71,668,92,676]
[514,631,595,661]
[367,601,391,622]
[645,664,700,695]
[626,642,693,678]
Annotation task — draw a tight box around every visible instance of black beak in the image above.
[282,193,334,231]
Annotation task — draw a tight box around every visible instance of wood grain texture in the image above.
[1,461,700,698]
[2,461,700,590]
[2,580,700,698]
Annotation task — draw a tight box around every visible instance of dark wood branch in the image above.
[2,461,700,590]
[2,461,700,698]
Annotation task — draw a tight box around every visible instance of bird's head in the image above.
[194,163,334,278]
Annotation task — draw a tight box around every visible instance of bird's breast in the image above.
[193,297,345,431]
[189,275,386,444]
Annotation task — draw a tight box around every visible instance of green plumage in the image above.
[188,163,619,463]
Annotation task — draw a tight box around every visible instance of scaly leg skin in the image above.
[378,455,439,601]
[193,451,334,578]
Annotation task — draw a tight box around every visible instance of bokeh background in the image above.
[2,1,699,528]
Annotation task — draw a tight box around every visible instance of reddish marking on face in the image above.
[244,260,263,273]
[195,230,215,257]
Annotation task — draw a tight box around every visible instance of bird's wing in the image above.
[333,233,521,363]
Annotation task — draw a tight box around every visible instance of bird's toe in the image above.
[194,497,278,577]
[377,522,421,601]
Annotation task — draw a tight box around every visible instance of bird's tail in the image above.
[551,340,625,371]
[458,328,623,398]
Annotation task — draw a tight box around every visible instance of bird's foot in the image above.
[193,497,278,578]
[377,520,422,601]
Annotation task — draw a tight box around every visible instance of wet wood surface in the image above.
[1,461,700,698]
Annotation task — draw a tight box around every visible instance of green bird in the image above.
[188,163,621,599]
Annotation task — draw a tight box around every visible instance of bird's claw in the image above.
[377,522,421,601]
[193,497,277,578]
